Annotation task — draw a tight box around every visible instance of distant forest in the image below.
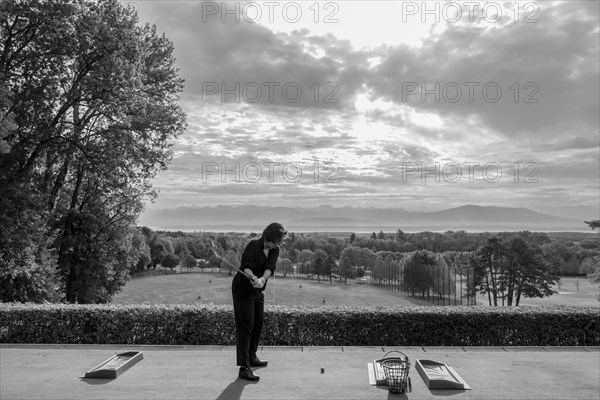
[143,228,599,278]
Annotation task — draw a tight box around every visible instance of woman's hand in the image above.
[252,277,266,289]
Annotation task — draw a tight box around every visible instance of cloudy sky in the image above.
[131,0,599,221]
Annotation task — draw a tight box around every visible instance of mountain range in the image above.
[138,204,589,232]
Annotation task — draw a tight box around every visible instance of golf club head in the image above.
[209,241,221,256]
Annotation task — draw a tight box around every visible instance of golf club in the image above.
[210,241,256,282]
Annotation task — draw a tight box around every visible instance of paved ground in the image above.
[1,345,598,400]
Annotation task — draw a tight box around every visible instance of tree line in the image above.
[136,228,598,307]
[0,1,186,303]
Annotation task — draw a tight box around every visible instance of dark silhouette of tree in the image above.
[312,249,327,282]
[322,256,336,283]
[584,220,600,230]
[338,247,358,284]
[0,0,186,302]
[584,220,600,292]
[161,253,180,271]
[402,250,435,297]
[181,253,197,272]
[473,233,558,306]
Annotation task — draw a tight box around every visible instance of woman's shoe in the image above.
[238,367,260,381]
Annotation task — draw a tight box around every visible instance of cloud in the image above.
[133,1,599,214]
[367,1,599,140]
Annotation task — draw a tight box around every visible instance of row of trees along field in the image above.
[128,226,599,305]
[143,226,599,277]
[2,208,599,304]
[0,1,186,303]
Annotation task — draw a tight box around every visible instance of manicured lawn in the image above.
[112,270,431,306]
[113,271,599,308]
[476,276,599,308]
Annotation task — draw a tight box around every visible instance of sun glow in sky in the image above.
[129,1,599,222]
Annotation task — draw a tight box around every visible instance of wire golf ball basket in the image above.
[381,351,411,394]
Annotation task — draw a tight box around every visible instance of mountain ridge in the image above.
[139,204,585,232]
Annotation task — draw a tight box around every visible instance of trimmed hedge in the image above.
[0,304,598,346]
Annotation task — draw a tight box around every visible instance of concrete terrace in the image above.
[1,344,599,400]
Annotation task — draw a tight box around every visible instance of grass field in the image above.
[112,271,599,307]
[477,276,599,308]
[112,271,432,307]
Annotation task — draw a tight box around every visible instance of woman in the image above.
[232,222,286,381]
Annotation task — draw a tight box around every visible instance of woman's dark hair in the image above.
[262,222,287,244]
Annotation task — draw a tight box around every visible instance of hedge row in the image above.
[1,304,598,346]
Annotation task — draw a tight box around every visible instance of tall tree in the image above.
[0,0,186,303]
[161,253,180,271]
[584,220,600,230]
[276,257,294,278]
[322,256,336,283]
[297,249,314,276]
[584,221,600,295]
[338,247,358,285]
[473,233,558,306]
[181,253,197,272]
[402,250,435,297]
[312,249,327,282]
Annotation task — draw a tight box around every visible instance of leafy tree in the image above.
[395,229,406,242]
[584,220,600,230]
[584,220,600,298]
[185,238,204,259]
[322,256,336,283]
[473,233,558,306]
[0,80,15,154]
[0,187,63,302]
[505,236,557,305]
[280,248,297,263]
[312,249,327,282]
[149,236,174,269]
[0,0,186,302]
[181,253,197,272]
[338,247,358,284]
[356,266,365,278]
[297,249,314,276]
[474,236,507,306]
[402,250,435,296]
[131,228,151,273]
[161,253,179,271]
[173,239,189,257]
[276,257,294,277]
[216,235,229,252]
